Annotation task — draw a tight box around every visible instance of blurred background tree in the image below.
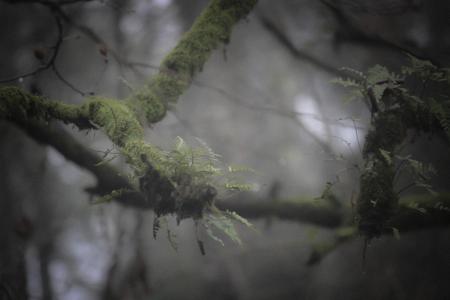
[0,0,449,299]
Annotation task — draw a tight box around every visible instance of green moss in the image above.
[358,157,398,238]
[81,96,143,146]
[400,193,450,210]
[128,0,257,124]
[0,85,83,124]
[161,0,244,75]
[1,0,259,226]
[363,111,407,157]
[122,139,165,172]
[358,105,407,238]
[127,86,167,124]
[0,86,31,119]
[150,72,190,103]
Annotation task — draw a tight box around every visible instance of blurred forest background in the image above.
[1,0,450,299]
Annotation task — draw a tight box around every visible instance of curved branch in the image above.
[0,0,258,219]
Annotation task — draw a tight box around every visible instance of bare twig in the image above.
[257,14,346,78]
[0,13,63,83]
[320,0,442,67]
[0,9,86,95]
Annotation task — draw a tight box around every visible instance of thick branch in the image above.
[14,120,144,201]
[320,0,442,66]
[308,193,450,265]
[217,196,343,228]
[127,0,258,124]
[357,85,447,239]
[0,0,258,218]
[10,117,450,238]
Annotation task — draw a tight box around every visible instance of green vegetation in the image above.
[334,55,450,239]
[0,0,258,251]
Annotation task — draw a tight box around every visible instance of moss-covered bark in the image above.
[357,88,449,239]
[127,0,258,123]
[0,0,258,217]
[357,99,408,238]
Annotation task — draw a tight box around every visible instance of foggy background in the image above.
[1,0,450,299]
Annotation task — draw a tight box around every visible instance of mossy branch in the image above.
[127,0,258,123]
[357,90,408,239]
[8,117,450,260]
[357,82,449,239]
[0,0,258,219]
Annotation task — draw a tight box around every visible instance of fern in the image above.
[333,54,450,240]
[203,211,242,245]
[340,66,366,80]
[139,137,255,248]
[153,216,161,239]
[366,64,403,103]
[225,210,254,228]
[379,148,392,165]
[395,155,437,195]
[402,54,448,82]
[331,76,365,103]
[198,206,254,249]
[203,221,225,246]
[332,65,403,105]
[430,98,450,137]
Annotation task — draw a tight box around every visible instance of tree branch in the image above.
[1,0,258,220]
[11,114,450,249]
[307,193,450,265]
[257,14,345,77]
[320,0,442,66]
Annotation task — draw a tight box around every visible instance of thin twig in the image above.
[52,65,85,96]
[0,9,86,95]
[0,13,63,83]
[257,13,344,77]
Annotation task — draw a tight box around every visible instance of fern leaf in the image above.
[225,210,254,229]
[203,221,225,246]
[228,165,256,174]
[153,217,160,239]
[379,148,392,165]
[330,77,362,88]
[205,212,242,245]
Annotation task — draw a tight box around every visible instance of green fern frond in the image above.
[204,210,242,245]
[203,221,225,246]
[402,54,448,82]
[430,99,450,137]
[330,77,362,89]
[195,137,222,162]
[366,65,403,102]
[224,182,254,191]
[339,67,366,79]
[225,210,254,229]
[142,136,255,247]
[379,148,392,165]
[153,217,161,239]
[228,164,256,174]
